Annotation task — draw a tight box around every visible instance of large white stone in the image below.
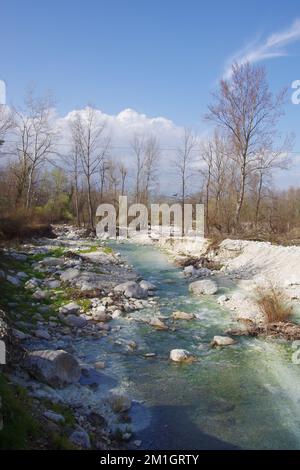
[169,349,195,363]
[25,349,81,387]
[189,279,218,295]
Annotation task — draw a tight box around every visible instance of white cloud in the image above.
[223,18,300,79]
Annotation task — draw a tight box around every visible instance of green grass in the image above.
[77,298,92,312]
[42,400,76,427]
[0,374,40,449]
[31,247,66,262]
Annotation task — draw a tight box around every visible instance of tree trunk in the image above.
[234,161,246,231]
[255,172,263,228]
[25,167,34,210]
[87,178,94,230]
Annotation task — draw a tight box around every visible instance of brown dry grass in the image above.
[256,286,293,323]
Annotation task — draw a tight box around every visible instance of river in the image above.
[75,242,300,450]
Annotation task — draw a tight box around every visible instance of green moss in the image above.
[0,374,40,449]
[79,245,98,254]
[102,246,113,254]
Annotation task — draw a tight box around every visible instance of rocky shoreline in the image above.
[0,225,159,449]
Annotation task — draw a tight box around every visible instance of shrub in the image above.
[256,285,293,323]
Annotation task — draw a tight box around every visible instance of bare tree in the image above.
[0,104,14,144]
[200,131,231,231]
[143,135,160,204]
[14,92,57,209]
[71,107,110,229]
[118,162,128,195]
[253,144,291,227]
[131,134,145,203]
[206,62,286,231]
[175,128,197,236]
[63,132,82,226]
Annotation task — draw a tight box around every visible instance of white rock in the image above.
[62,314,87,328]
[59,302,81,315]
[172,311,194,321]
[33,289,49,300]
[60,268,81,283]
[94,361,106,369]
[170,349,195,363]
[189,279,218,295]
[44,410,65,424]
[69,429,91,449]
[25,349,81,387]
[149,317,168,330]
[212,335,236,346]
[45,280,61,289]
[114,281,138,293]
[184,265,196,276]
[139,280,157,291]
[34,329,51,340]
[6,275,21,286]
[111,309,122,319]
[124,284,147,299]
[41,257,65,267]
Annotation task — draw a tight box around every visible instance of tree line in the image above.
[0,62,297,240]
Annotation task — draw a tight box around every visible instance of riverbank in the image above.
[0,225,159,449]
[2,226,300,449]
[128,232,300,329]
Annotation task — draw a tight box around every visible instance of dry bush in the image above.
[256,286,293,323]
[0,209,54,241]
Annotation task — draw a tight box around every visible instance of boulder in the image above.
[92,311,111,322]
[25,278,40,289]
[94,361,106,369]
[59,302,81,315]
[139,280,157,291]
[33,288,50,300]
[170,349,196,363]
[25,349,81,387]
[189,279,218,295]
[124,284,147,299]
[149,317,168,330]
[212,335,236,347]
[69,429,91,449]
[6,275,21,286]
[45,280,61,289]
[44,410,65,424]
[184,265,196,276]
[114,281,137,293]
[60,268,81,283]
[62,315,87,328]
[41,257,65,267]
[34,329,51,340]
[172,311,195,321]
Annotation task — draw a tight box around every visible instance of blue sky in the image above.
[2,0,300,185]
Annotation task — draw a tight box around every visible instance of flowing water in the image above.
[77,242,300,450]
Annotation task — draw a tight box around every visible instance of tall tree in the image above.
[206,62,286,231]
[14,92,57,209]
[71,107,110,230]
[175,128,197,236]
